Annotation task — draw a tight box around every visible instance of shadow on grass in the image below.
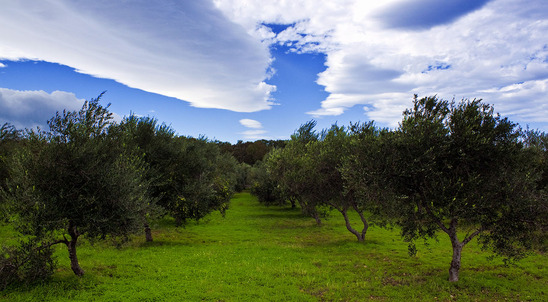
[246,208,306,219]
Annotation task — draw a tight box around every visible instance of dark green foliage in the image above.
[234,162,251,192]
[249,159,287,207]
[218,139,287,165]
[3,93,149,276]
[0,238,56,290]
[0,123,21,218]
[171,137,235,226]
[383,95,545,281]
[116,116,237,232]
[265,121,327,224]
[260,120,377,239]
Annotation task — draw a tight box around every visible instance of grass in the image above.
[1,192,547,301]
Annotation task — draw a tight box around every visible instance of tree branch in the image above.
[422,200,450,234]
[462,227,483,246]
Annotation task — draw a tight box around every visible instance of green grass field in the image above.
[1,192,546,301]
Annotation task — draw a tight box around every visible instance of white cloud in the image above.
[2,0,547,131]
[239,118,268,140]
[0,88,84,129]
[239,119,263,129]
[215,0,548,128]
[0,0,275,112]
[0,63,5,68]
[240,129,268,141]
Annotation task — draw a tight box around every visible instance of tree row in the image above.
[250,95,547,282]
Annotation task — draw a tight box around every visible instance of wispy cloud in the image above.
[0,1,275,112]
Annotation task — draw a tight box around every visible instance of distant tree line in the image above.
[217,139,286,166]
[0,93,240,285]
[250,95,547,282]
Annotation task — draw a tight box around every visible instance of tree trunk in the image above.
[66,222,84,276]
[353,204,369,241]
[312,210,322,226]
[449,237,463,282]
[341,207,364,242]
[144,222,153,242]
[174,215,182,227]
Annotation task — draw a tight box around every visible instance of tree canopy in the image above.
[378,96,544,281]
[3,94,149,276]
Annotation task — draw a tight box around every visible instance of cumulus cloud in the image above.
[0,0,275,112]
[0,88,84,129]
[215,0,548,128]
[239,119,263,129]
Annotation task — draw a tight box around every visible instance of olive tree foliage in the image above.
[0,123,21,218]
[0,238,56,289]
[115,115,178,241]
[305,124,373,241]
[342,122,397,221]
[265,121,328,224]
[234,162,251,192]
[249,158,289,208]
[116,116,237,232]
[3,94,149,276]
[172,136,235,226]
[522,129,548,245]
[381,95,545,282]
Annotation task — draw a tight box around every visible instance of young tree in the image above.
[387,95,544,281]
[3,94,149,276]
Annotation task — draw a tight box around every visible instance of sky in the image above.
[1,0,547,142]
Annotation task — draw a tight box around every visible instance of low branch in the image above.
[462,227,483,246]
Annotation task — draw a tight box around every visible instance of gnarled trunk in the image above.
[66,221,84,276]
[353,204,369,241]
[341,207,365,242]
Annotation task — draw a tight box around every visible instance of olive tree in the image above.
[250,158,287,207]
[116,116,236,236]
[266,121,326,224]
[3,94,149,276]
[386,95,544,282]
[115,115,178,241]
[171,136,234,226]
[302,125,371,241]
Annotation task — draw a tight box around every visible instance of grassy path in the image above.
[1,192,547,301]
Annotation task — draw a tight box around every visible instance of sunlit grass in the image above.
[1,192,546,301]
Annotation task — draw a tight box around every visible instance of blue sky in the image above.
[1,0,547,142]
